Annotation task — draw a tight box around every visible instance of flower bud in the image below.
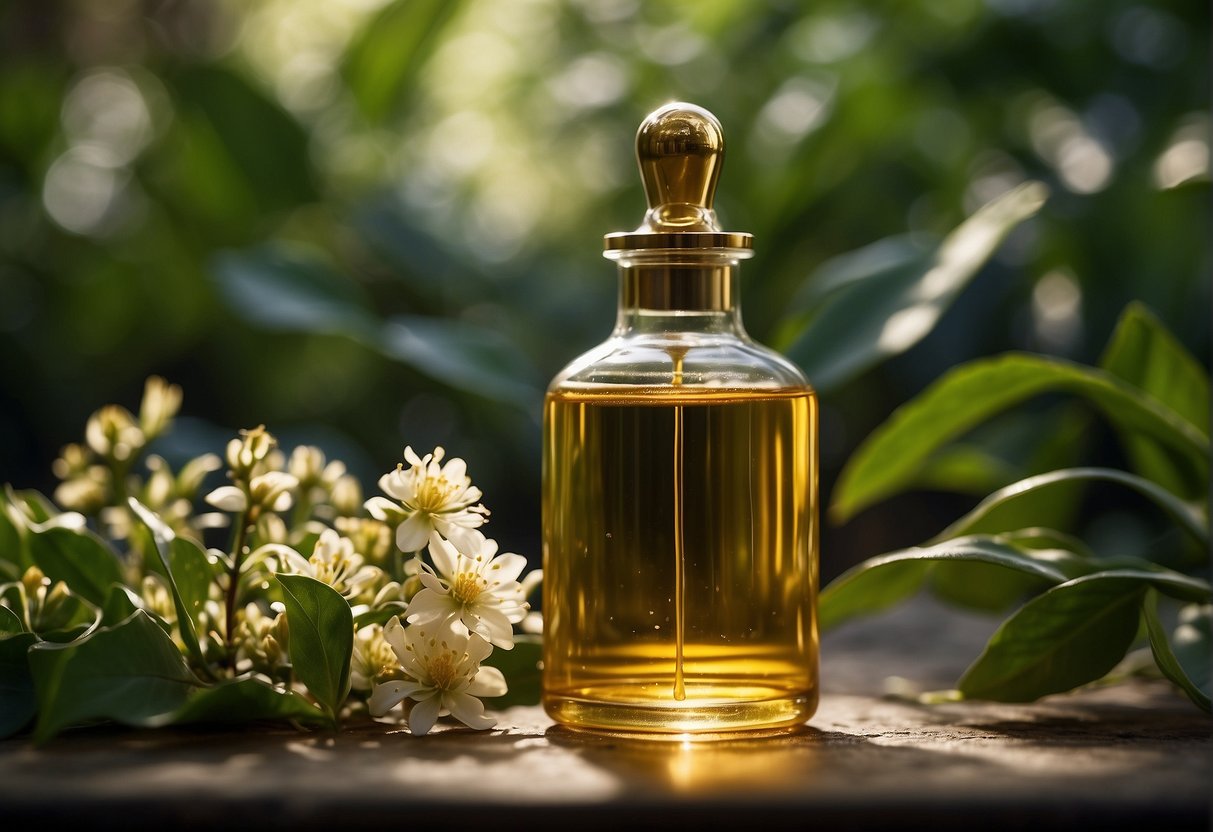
[85,405,144,463]
[225,426,276,477]
[139,376,182,440]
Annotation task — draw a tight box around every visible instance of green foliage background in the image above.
[0,0,1207,578]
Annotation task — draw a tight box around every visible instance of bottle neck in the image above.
[614,261,746,337]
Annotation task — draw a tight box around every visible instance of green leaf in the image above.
[819,536,1072,631]
[909,444,1019,497]
[780,182,1048,391]
[0,633,37,738]
[1172,603,1211,702]
[0,603,24,634]
[129,500,211,674]
[1100,302,1210,498]
[168,539,218,636]
[212,244,376,335]
[342,0,462,123]
[212,247,541,408]
[481,634,541,708]
[928,562,1057,614]
[276,573,353,724]
[930,467,1208,547]
[6,488,57,524]
[958,574,1148,702]
[28,610,196,742]
[100,584,143,628]
[1142,592,1210,712]
[171,676,329,727]
[168,65,316,212]
[378,315,541,408]
[1083,568,1212,605]
[26,527,126,607]
[831,354,1210,523]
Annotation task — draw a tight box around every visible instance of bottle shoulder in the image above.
[548,332,812,393]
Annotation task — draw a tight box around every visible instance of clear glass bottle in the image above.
[542,103,819,734]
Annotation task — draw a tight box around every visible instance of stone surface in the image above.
[1,595,1209,830]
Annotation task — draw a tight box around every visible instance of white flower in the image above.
[406,532,527,649]
[350,623,399,692]
[365,446,489,553]
[368,616,507,735]
[275,529,382,600]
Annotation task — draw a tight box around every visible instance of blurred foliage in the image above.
[0,0,1208,575]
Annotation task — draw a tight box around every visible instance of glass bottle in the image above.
[542,103,819,734]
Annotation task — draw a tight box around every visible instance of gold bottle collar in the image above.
[603,102,753,256]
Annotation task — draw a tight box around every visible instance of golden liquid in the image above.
[542,386,819,734]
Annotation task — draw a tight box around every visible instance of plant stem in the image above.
[224,508,251,668]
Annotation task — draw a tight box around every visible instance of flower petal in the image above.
[382,615,407,659]
[377,469,408,501]
[407,694,442,736]
[486,553,527,585]
[417,571,445,592]
[396,511,432,553]
[404,589,456,626]
[205,486,247,512]
[368,680,422,717]
[427,532,460,578]
[364,496,399,522]
[438,522,486,553]
[468,665,507,698]
[445,692,496,730]
[463,632,494,665]
[469,606,515,650]
[441,457,467,483]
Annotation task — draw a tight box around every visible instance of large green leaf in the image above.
[1100,302,1210,498]
[378,315,541,408]
[28,610,196,742]
[212,247,541,408]
[1142,592,1210,713]
[172,676,329,727]
[779,182,1048,391]
[276,573,353,724]
[212,245,376,336]
[129,500,210,674]
[99,584,143,628]
[819,536,1073,631]
[26,527,125,608]
[342,0,462,123]
[481,634,541,708]
[930,467,1208,547]
[169,539,218,636]
[0,633,37,738]
[168,65,316,212]
[831,354,1210,523]
[958,574,1147,702]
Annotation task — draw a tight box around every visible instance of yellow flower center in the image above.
[426,651,458,690]
[415,476,457,511]
[450,572,484,605]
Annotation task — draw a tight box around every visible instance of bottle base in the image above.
[543,687,818,735]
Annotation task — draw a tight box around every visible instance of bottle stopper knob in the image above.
[605,102,752,255]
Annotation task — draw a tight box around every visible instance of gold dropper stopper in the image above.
[605,102,753,256]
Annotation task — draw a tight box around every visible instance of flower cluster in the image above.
[361,447,532,735]
[18,378,541,739]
